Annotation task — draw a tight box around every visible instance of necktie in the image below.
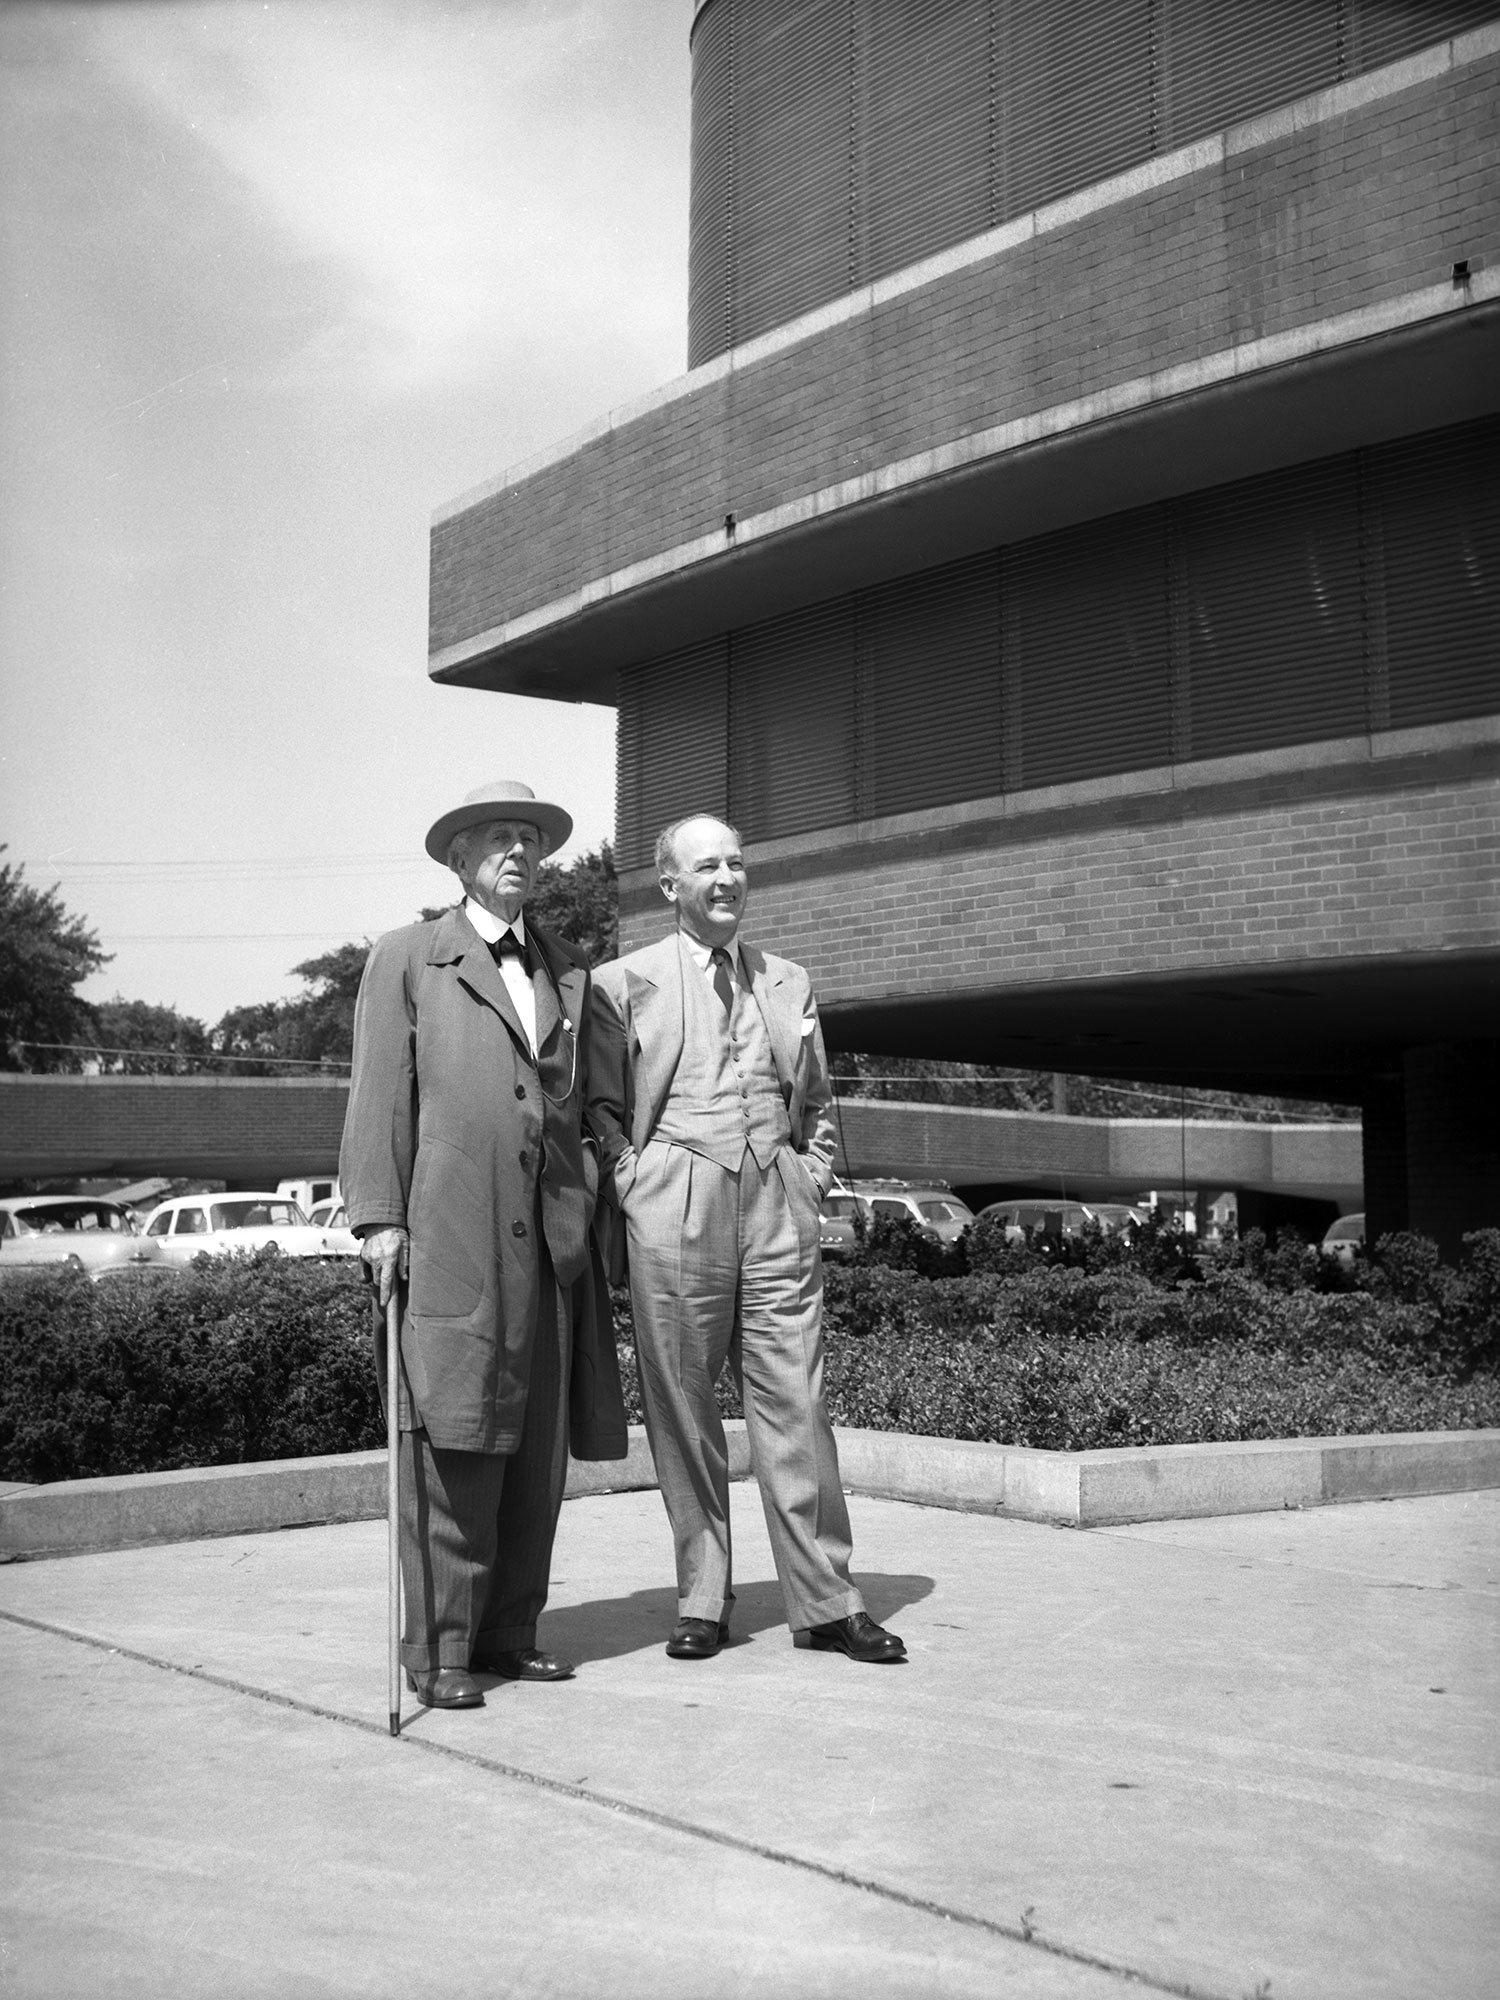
[490,929,530,975]
[711,946,735,1015]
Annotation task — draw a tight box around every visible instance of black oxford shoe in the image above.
[405,1667,485,1709]
[794,1612,906,1664]
[472,1647,575,1682]
[666,1616,730,1660]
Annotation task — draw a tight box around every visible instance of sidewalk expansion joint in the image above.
[1,1604,1236,2000]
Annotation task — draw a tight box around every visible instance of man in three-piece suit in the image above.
[341,779,625,1711]
[588,813,904,1665]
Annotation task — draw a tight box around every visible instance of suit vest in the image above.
[652,936,791,1173]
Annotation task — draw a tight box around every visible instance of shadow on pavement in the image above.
[537,1571,935,1665]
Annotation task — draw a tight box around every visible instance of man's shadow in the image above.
[537,1573,935,1666]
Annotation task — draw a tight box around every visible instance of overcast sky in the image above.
[1,0,690,1028]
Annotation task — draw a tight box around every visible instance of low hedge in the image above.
[0,1257,381,1484]
[814,1265,1500,1450]
[2,1240,1497,1484]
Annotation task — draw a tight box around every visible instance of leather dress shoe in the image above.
[794,1612,906,1664]
[471,1646,574,1682]
[665,1617,730,1660]
[405,1666,485,1709]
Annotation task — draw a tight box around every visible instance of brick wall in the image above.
[1403,1041,1500,1252]
[0,1075,1359,1205]
[618,758,1500,1009]
[431,42,1500,657]
[0,1077,348,1182]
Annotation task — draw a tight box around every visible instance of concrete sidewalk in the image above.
[1,1485,1496,2000]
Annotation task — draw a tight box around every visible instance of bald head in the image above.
[656,815,748,948]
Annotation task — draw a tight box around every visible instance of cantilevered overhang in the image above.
[820,948,1500,1100]
[428,33,1500,705]
[433,300,1500,705]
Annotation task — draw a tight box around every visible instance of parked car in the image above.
[141,1193,360,1264]
[977,1198,1144,1242]
[307,1200,362,1257]
[1321,1212,1366,1264]
[819,1190,863,1264]
[0,1195,167,1279]
[853,1181,976,1245]
[1078,1202,1147,1235]
[278,1176,341,1216]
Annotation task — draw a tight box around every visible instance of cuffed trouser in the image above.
[625,1143,863,1632]
[394,1239,571,1673]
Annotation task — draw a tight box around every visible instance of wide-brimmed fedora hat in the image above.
[425,780,573,865]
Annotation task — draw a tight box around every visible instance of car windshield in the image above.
[917,1200,970,1223]
[823,1197,859,1219]
[9,1203,130,1236]
[210,1200,306,1230]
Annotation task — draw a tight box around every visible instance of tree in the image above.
[527,844,618,965]
[211,943,372,1073]
[282,941,370,1061]
[91,996,211,1075]
[0,849,110,1071]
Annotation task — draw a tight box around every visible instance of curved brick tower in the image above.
[430,3,1500,1252]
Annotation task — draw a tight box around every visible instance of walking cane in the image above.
[385,1288,401,1738]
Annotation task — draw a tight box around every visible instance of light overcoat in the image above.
[340,905,626,1459]
[586,932,838,1274]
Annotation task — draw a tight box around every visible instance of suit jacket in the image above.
[586,932,838,1274]
[340,905,626,1460]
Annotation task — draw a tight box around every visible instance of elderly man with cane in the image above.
[342,779,625,1714]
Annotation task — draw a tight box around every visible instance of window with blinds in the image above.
[729,598,859,842]
[688,0,1500,362]
[1378,426,1500,731]
[1001,511,1172,789]
[860,554,1003,818]
[615,640,729,868]
[615,418,1500,859]
[1174,457,1368,762]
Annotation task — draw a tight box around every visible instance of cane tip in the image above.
[389,1711,401,1738]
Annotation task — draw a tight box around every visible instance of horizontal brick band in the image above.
[431,36,1500,677]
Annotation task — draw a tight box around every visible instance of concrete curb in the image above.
[832,1426,1500,1526]
[2,1422,1495,1558]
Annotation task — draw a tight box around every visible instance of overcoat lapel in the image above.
[626,934,686,1144]
[531,926,588,1066]
[427,905,532,1061]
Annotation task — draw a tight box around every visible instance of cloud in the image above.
[87,0,688,395]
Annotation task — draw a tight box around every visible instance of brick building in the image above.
[429,2,1500,1255]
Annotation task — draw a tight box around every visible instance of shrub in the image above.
[814,1263,1500,1448]
[2,1230,1496,1484]
[0,1254,380,1483]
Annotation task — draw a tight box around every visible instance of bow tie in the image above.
[488,930,532,976]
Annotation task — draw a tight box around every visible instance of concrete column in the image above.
[1403,1041,1500,1261]
[1360,1070,1408,1249]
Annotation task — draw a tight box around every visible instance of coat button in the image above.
[519,1151,530,1171]
[514,1083,526,1099]
[511,1220,527,1237]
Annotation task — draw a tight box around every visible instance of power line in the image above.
[100,931,388,944]
[12,854,434,870]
